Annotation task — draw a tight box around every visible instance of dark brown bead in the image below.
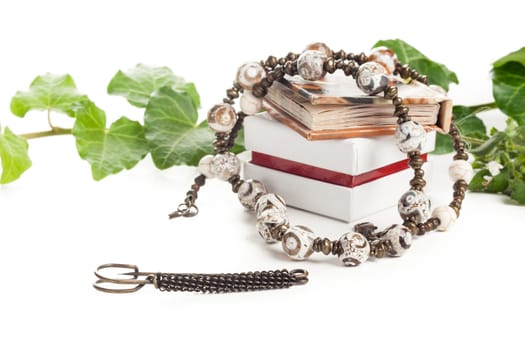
[395,105,409,116]
[335,60,344,69]
[226,88,239,99]
[260,78,272,88]
[232,82,243,92]
[286,52,298,61]
[195,175,206,186]
[324,58,336,74]
[384,86,398,99]
[417,223,427,235]
[277,57,286,65]
[408,157,425,169]
[346,53,356,60]
[265,55,278,68]
[454,180,468,191]
[410,69,419,79]
[191,183,200,191]
[335,50,346,60]
[331,241,340,255]
[223,98,233,105]
[252,83,268,98]
[419,75,429,85]
[392,97,403,106]
[453,153,469,161]
[273,67,285,80]
[410,177,427,189]
[400,64,411,79]
[403,220,418,234]
[284,61,297,75]
[321,239,332,255]
[414,168,425,177]
[357,52,367,64]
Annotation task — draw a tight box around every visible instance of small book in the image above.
[264,72,452,140]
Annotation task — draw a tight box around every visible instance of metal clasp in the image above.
[93,263,155,294]
[168,203,199,219]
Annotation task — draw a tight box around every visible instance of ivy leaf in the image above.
[510,179,525,204]
[492,61,525,126]
[374,39,458,91]
[10,74,86,117]
[108,64,200,109]
[0,126,32,184]
[144,86,214,169]
[493,47,525,68]
[433,105,488,154]
[72,100,149,180]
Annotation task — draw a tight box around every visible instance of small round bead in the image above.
[255,193,287,217]
[355,62,389,95]
[237,179,267,210]
[395,120,427,153]
[207,104,237,133]
[197,155,215,178]
[236,62,266,90]
[337,232,370,267]
[281,225,315,260]
[368,47,397,75]
[381,225,412,257]
[297,50,327,81]
[448,160,474,183]
[432,206,458,232]
[304,42,332,58]
[239,91,262,115]
[398,190,431,224]
[210,152,240,180]
[256,209,289,243]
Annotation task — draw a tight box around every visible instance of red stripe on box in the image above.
[251,152,428,188]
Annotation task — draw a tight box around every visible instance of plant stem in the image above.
[469,101,498,111]
[20,127,72,140]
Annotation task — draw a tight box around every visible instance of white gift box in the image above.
[243,114,435,222]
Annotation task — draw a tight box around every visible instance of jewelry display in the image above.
[171,43,470,267]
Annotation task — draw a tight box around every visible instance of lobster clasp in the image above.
[168,203,199,219]
[93,263,155,294]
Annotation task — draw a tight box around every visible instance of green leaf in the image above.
[0,126,32,184]
[510,179,525,204]
[107,64,200,109]
[72,100,149,180]
[432,105,488,154]
[144,86,214,169]
[373,39,458,91]
[493,47,525,68]
[471,131,506,158]
[492,62,525,125]
[10,74,86,117]
[469,169,490,192]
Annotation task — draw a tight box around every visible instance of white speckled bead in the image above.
[394,120,427,153]
[210,152,240,180]
[255,193,287,217]
[381,225,412,257]
[256,209,289,243]
[236,62,266,90]
[337,232,370,266]
[237,179,267,210]
[207,103,237,133]
[398,190,431,224]
[355,61,389,95]
[432,206,457,232]
[297,50,327,81]
[281,225,315,260]
[239,91,262,115]
[448,160,473,183]
[304,42,332,58]
[197,155,215,178]
[368,47,397,75]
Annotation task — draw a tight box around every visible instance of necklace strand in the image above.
[170,44,471,266]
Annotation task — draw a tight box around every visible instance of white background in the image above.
[0,1,524,349]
